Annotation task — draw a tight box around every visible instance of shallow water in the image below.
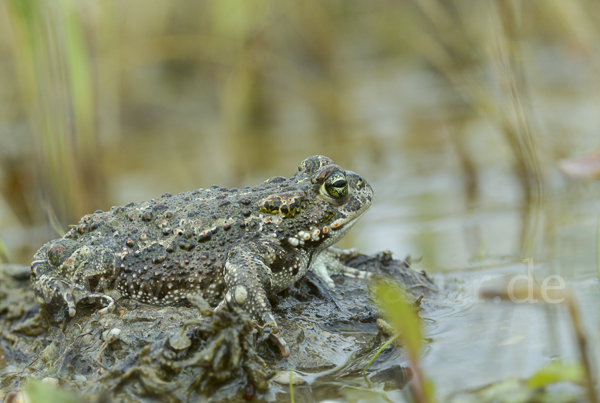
[340,155,600,401]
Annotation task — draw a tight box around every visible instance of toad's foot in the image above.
[268,333,290,358]
[310,246,374,289]
[253,317,290,358]
[79,292,116,315]
[216,295,290,358]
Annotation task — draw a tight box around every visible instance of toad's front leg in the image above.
[310,246,374,289]
[221,241,290,357]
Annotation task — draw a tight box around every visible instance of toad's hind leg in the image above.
[221,242,290,357]
[31,259,77,318]
[32,240,118,321]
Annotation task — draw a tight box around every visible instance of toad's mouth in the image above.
[311,204,371,250]
[329,203,372,231]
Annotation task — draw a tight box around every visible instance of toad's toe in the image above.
[269,333,290,358]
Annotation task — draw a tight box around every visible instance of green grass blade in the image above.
[374,281,422,359]
[0,236,9,264]
[596,209,600,286]
[289,367,294,403]
[527,361,584,389]
[361,333,399,374]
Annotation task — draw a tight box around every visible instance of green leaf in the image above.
[25,379,80,403]
[527,361,584,389]
[374,281,422,360]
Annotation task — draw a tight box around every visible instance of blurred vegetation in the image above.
[0,0,599,264]
[375,281,593,403]
[448,361,588,403]
[374,280,433,403]
[25,380,79,403]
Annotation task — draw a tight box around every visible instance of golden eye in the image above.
[323,172,348,198]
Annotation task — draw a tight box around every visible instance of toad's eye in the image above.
[323,172,348,198]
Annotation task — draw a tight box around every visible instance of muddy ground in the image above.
[0,251,436,402]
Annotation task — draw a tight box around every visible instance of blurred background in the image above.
[3,0,600,399]
[0,0,599,272]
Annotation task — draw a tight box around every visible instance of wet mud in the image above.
[0,251,435,402]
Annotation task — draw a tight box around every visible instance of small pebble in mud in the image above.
[244,383,254,400]
[41,342,58,363]
[74,375,86,384]
[293,327,305,343]
[3,391,30,403]
[169,331,192,350]
[41,377,59,387]
[272,371,306,385]
[102,328,121,340]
